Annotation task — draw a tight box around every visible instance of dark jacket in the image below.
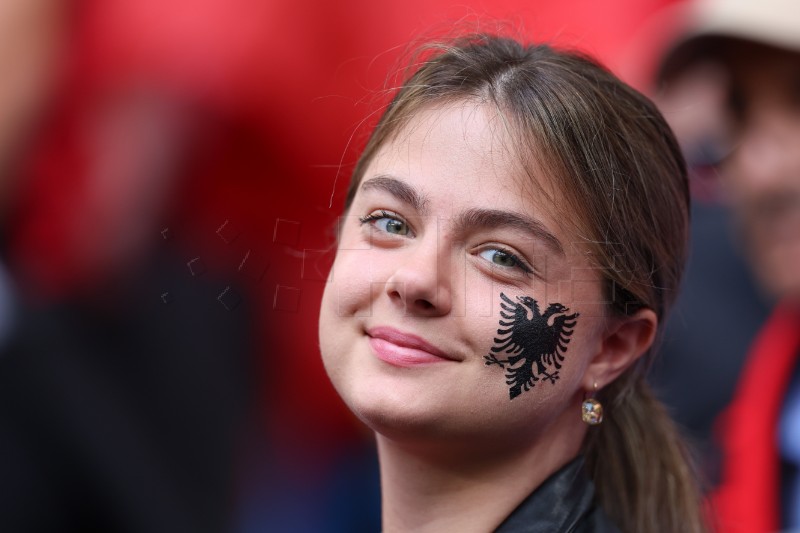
[495,457,621,533]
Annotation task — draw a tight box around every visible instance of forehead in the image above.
[362,101,562,215]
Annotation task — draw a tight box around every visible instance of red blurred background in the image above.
[1,0,684,530]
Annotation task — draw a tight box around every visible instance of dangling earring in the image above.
[581,382,603,425]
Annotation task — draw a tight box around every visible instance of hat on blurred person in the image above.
[659,0,800,80]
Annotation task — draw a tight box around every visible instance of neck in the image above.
[376,413,586,533]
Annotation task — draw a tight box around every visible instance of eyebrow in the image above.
[360,175,430,215]
[360,175,564,256]
[454,208,565,257]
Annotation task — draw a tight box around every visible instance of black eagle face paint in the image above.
[484,292,579,400]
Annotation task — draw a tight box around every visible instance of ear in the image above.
[582,308,657,390]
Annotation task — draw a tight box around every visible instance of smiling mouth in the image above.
[366,326,460,367]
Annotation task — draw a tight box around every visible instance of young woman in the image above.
[318,35,707,533]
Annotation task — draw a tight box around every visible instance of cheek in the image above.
[461,272,503,323]
[323,249,382,317]
[319,252,368,396]
[476,289,600,402]
[318,248,391,371]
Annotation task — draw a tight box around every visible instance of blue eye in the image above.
[479,248,533,275]
[376,218,409,235]
[359,210,411,236]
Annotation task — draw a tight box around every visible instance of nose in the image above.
[385,236,453,317]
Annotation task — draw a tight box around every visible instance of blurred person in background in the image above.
[652,0,800,530]
[0,1,257,531]
[0,0,65,356]
[644,0,772,490]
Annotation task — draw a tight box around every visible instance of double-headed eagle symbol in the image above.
[484,293,579,400]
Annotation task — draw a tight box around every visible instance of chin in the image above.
[755,242,800,301]
[765,274,800,303]
[335,378,469,444]
[348,381,546,450]
[356,405,449,442]
[344,375,447,431]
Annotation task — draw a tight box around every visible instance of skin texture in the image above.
[318,101,656,532]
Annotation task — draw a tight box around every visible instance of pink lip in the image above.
[366,326,459,367]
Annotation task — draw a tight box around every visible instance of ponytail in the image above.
[585,370,708,533]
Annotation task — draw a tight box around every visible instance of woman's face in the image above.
[319,101,610,449]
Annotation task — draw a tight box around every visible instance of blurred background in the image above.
[0,0,771,531]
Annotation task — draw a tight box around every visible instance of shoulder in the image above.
[494,457,621,533]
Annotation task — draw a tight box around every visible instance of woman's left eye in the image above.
[359,210,412,236]
[478,248,534,275]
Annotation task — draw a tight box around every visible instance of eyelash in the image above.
[358,210,413,235]
[479,246,535,277]
[358,209,395,225]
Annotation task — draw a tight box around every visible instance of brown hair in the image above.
[343,35,705,533]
